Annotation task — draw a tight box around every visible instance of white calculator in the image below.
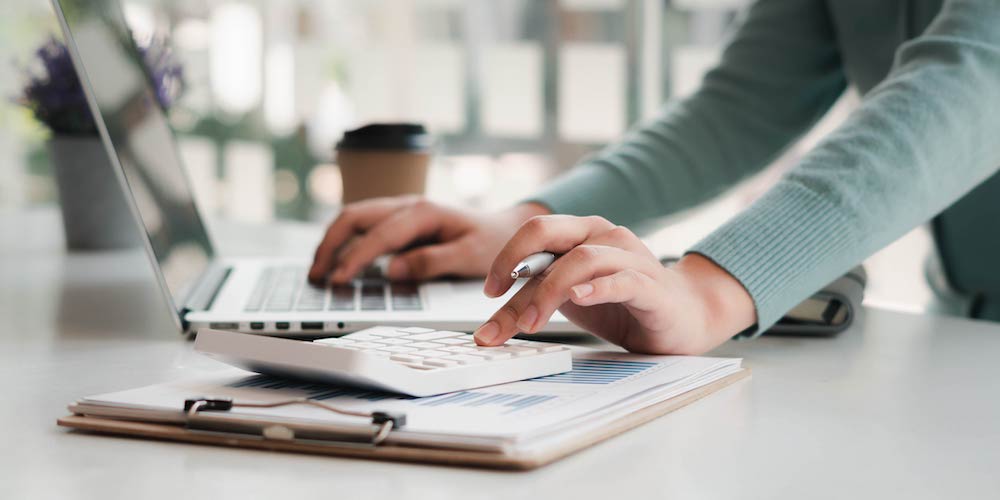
[195,327,573,397]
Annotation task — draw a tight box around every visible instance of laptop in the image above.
[52,0,575,337]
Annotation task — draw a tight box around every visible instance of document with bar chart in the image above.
[69,348,744,453]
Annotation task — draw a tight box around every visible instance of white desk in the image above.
[2,208,1000,500]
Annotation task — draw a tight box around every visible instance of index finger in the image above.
[483,215,615,297]
[329,204,445,283]
[308,197,412,283]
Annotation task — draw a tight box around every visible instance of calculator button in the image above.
[433,338,468,345]
[398,327,435,334]
[408,330,464,341]
[412,349,450,358]
[408,342,440,349]
[376,338,411,345]
[349,342,383,349]
[370,330,410,338]
[314,337,349,345]
[379,346,418,353]
[312,326,572,388]
[400,362,435,370]
[423,358,459,368]
[442,354,487,365]
[497,346,539,357]
[537,344,567,353]
[344,333,380,340]
[467,349,512,361]
[390,354,424,363]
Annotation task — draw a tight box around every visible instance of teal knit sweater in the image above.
[530,0,1000,335]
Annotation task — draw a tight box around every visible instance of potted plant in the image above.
[17,36,183,250]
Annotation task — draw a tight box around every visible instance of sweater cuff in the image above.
[688,181,858,337]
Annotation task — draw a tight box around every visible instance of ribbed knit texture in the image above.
[688,183,856,335]
[529,0,1000,335]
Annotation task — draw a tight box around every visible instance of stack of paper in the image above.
[70,348,743,455]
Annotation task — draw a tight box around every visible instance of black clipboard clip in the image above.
[183,397,406,447]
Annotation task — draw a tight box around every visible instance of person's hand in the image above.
[309,197,551,285]
[472,215,757,355]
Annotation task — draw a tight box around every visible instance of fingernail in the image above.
[388,259,409,280]
[474,321,500,344]
[572,283,594,299]
[517,305,538,332]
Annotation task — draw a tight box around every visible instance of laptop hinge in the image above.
[184,266,233,313]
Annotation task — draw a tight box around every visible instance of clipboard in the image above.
[58,369,749,470]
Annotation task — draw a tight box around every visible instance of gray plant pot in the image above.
[48,135,140,251]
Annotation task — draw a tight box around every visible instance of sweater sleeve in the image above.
[690,0,1000,335]
[528,0,847,229]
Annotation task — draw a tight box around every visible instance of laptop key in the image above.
[244,268,276,312]
[296,286,326,311]
[328,285,356,311]
[360,284,386,311]
[390,283,423,311]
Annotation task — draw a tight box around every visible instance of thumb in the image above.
[388,241,468,281]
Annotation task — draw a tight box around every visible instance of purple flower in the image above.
[137,38,185,112]
[17,35,184,136]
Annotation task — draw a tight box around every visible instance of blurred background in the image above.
[0,0,936,313]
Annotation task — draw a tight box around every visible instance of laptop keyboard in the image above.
[243,266,423,312]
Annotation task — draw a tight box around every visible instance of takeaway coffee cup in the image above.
[335,123,433,204]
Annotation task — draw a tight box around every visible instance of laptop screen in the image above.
[54,0,214,311]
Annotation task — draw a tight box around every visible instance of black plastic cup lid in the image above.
[336,123,433,152]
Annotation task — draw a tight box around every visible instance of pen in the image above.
[510,252,557,279]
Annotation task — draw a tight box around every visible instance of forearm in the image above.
[530,0,845,230]
[692,0,1000,334]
